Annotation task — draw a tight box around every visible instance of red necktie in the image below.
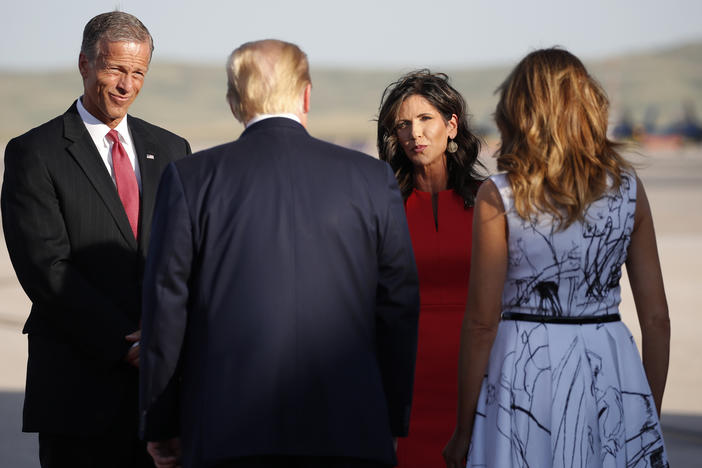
[107,129,140,239]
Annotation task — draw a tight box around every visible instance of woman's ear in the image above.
[447,114,458,139]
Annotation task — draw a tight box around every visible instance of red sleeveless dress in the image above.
[397,189,474,467]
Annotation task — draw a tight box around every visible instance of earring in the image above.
[447,139,458,153]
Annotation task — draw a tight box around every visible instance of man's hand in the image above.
[125,330,141,368]
[147,438,181,468]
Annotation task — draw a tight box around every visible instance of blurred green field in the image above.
[1,41,700,150]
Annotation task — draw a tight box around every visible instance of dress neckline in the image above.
[412,188,454,199]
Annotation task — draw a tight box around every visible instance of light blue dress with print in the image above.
[466,172,668,468]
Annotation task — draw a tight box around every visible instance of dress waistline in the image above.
[500,312,621,325]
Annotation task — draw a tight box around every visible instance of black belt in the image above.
[501,312,621,324]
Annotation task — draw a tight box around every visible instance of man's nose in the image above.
[116,73,132,93]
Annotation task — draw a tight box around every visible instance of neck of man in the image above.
[297,111,308,128]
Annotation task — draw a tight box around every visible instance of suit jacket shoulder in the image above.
[177,118,384,181]
[7,103,190,155]
[6,112,67,155]
[127,115,190,147]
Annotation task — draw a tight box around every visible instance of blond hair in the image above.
[495,48,631,229]
[226,39,311,124]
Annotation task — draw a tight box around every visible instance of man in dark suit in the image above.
[140,39,420,468]
[1,11,191,468]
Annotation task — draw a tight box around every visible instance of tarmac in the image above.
[1,146,701,467]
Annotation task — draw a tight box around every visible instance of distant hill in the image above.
[1,41,701,150]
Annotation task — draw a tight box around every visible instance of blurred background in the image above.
[1,0,701,466]
[2,0,702,150]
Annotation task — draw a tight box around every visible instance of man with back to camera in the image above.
[1,11,191,467]
[139,39,420,468]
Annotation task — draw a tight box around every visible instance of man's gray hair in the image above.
[81,11,154,62]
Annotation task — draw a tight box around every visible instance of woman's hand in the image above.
[443,427,471,468]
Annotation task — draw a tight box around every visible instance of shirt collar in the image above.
[246,113,301,128]
[76,96,130,143]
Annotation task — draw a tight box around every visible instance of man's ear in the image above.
[78,53,89,79]
[303,83,311,114]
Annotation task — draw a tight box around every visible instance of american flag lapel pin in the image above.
[146,154,155,160]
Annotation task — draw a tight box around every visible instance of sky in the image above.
[2,0,702,71]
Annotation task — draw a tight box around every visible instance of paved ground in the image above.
[1,146,701,466]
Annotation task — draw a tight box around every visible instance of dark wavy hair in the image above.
[376,70,484,207]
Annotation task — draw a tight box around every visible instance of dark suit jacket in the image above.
[1,102,191,435]
[140,118,419,467]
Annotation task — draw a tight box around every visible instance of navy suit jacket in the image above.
[1,102,191,435]
[140,117,420,466]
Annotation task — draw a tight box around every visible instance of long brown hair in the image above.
[377,70,483,207]
[495,48,631,228]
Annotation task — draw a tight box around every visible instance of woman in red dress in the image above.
[377,70,484,467]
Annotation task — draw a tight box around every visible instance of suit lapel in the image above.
[129,118,161,256]
[63,104,138,250]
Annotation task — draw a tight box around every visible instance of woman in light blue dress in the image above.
[443,48,670,468]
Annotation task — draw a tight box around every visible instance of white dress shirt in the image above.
[76,97,142,191]
[246,113,301,128]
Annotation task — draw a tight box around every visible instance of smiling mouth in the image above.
[109,93,131,103]
[412,145,427,152]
